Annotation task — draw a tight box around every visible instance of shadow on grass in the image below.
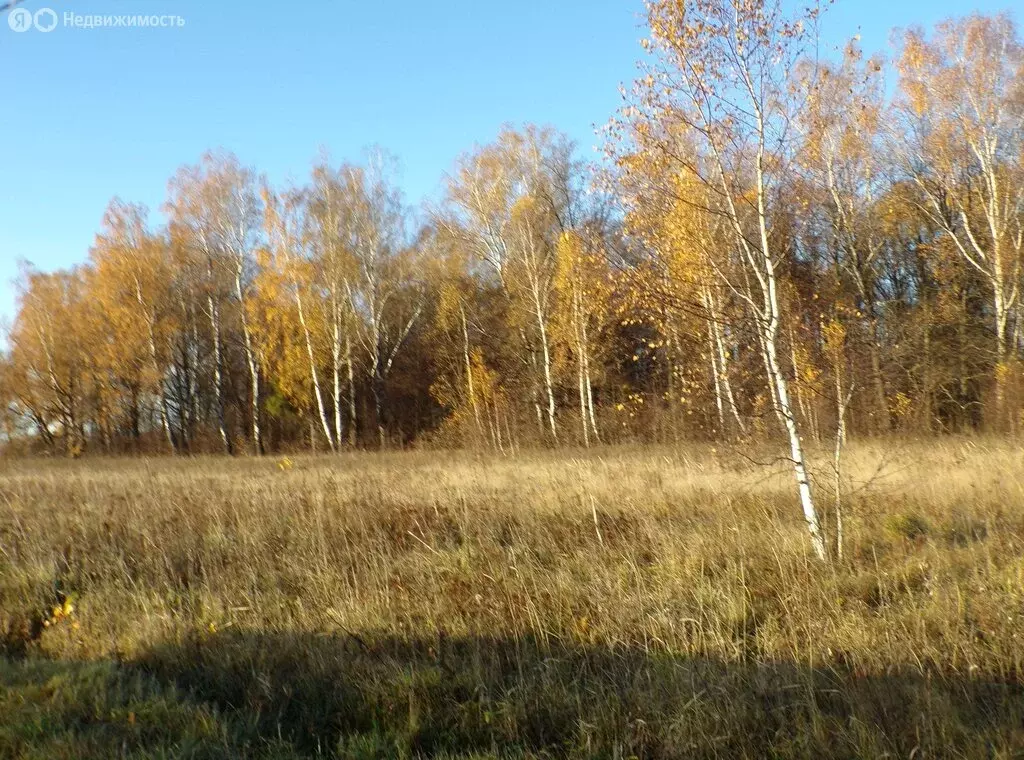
[0,655,306,759]
[4,630,1023,758]
[119,629,1024,759]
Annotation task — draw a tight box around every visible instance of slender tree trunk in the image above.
[371,358,386,449]
[490,400,504,455]
[537,309,557,442]
[235,267,262,455]
[752,258,825,560]
[206,289,232,455]
[764,322,826,561]
[707,313,726,435]
[711,315,745,435]
[294,283,335,452]
[922,312,934,433]
[788,331,814,441]
[461,305,482,439]
[138,281,176,454]
[174,335,192,453]
[345,332,357,446]
[583,336,600,442]
[150,335,176,453]
[666,322,680,443]
[578,339,589,448]
[993,287,1009,429]
[1013,305,1023,356]
[188,303,201,436]
[130,385,141,448]
[754,119,826,561]
[249,362,261,454]
[369,315,387,448]
[585,371,599,442]
[833,364,850,562]
[867,314,889,434]
[530,349,545,440]
[503,408,516,455]
[373,383,385,448]
[331,295,344,450]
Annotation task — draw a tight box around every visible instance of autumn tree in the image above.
[166,151,264,454]
[800,42,892,432]
[306,156,360,447]
[6,265,93,454]
[618,0,832,559]
[260,182,339,450]
[894,14,1024,428]
[553,225,616,446]
[89,200,179,452]
[336,152,424,447]
[441,126,591,443]
[2,11,1020,458]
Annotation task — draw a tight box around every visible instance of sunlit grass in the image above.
[2,439,1023,757]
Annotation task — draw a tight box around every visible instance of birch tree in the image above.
[621,0,831,559]
[166,164,232,454]
[89,200,178,452]
[553,229,612,446]
[894,14,1024,424]
[308,158,360,447]
[7,266,91,454]
[801,43,892,432]
[261,184,337,451]
[166,152,264,454]
[340,153,423,447]
[426,230,489,445]
[441,126,582,442]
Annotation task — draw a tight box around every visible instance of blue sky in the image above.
[0,0,1016,330]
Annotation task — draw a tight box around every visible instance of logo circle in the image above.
[34,8,57,32]
[7,7,32,32]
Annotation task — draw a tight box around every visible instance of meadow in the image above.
[2,440,1024,758]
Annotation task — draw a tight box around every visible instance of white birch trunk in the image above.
[331,292,344,449]
[710,309,745,434]
[207,292,232,455]
[584,354,600,443]
[536,304,557,442]
[461,305,483,438]
[294,280,335,452]
[235,264,261,455]
[706,308,726,434]
[345,331,357,446]
[578,346,589,448]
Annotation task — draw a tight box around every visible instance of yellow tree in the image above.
[261,183,337,451]
[618,0,831,559]
[894,14,1024,424]
[801,42,892,432]
[426,227,488,446]
[7,266,92,454]
[89,200,178,452]
[553,229,613,446]
[441,126,583,443]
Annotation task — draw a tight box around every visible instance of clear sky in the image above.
[0,0,1016,332]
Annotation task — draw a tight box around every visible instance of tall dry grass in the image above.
[2,439,1024,757]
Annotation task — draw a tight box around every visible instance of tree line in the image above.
[2,5,1022,468]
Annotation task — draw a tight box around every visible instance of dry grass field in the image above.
[2,440,1024,758]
